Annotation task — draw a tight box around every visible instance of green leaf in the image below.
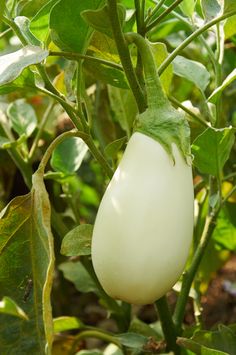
[19,0,51,17]
[200,0,222,20]
[0,46,48,86]
[208,69,236,103]
[0,296,28,320]
[51,137,88,174]
[53,316,84,333]
[0,0,6,25]
[30,0,58,42]
[0,136,11,148]
[84,60,128,89]
[213,203,236,251]
[0,169,54,354]
[173,55,210,92]
[179,0,196,18]
[76,351,103,355]
[14,16,41,45]
[179,325,236,355]
[224,0,236,13]
[108,86,137,135]
[61,224,93,256]
[0,68,36,95]
[224,15,236,39]
[50,0,105,54]
[104,137,127,159]
[59,261,99,294]
[81,4,125,38]
[150,42,173,93]
[191,127,235,176]
[7,99,37,137]
[115,333,148,349]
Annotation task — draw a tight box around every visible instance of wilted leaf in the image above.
[0,296,28,320]
[208,69,236,103]
[192,127,235,176]
[7,99,37,137]
[0,169,54,354]
[51,137,88,174]
[0,46,48,86]
[173,55,210,92]
[50,0,105,54]
[61,224,93,256]
[53,316,84,333]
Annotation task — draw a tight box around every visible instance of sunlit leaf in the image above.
[180,0,196,18]
[53,316,84,333]
[0,46,48,86]
[0,296,28,320]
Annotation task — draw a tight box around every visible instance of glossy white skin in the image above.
[92,132,194,305]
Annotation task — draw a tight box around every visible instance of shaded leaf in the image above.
[7,99,37,137]
[51,137,88,174]
[0,0,6,25]
[208,69,236,103]
[0,46,48,86]
[191,127,235,176]
[104,137,127,159]
[0,136,10,148]
[53,316,84,333]
[115,333,148,349]
[61,224,93,256]
[81,4,125,39]
[0,296,28,320]
[50,0,105,54]
[84,60,128,89]
[200,0,222,20]
[0,169,54,354]
[213,203,236,251]
[173,55,210,92]
[59,261,99,294]
[108,86,137,135]
[14,16,41,45]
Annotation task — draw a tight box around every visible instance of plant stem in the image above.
[145,0,166,25]
[49,50,123,71]
[107,0,146,113]
[155,296,180,354]
[168,95,210,127]
[146,0,184,32]
[173,212,218,332]
[29,101,55,161]
[158,9,236,75]
[0,27,12,39]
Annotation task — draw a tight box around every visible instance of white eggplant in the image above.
[92,132,194,305]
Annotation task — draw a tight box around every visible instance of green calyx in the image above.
[125,32,191,163]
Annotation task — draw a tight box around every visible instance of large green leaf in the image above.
[191,127,235,176]
[0,169,54,354]
[0,46,48,86]
[213,203,236,251]
[49,0,105,54]
[0,68,36,95]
